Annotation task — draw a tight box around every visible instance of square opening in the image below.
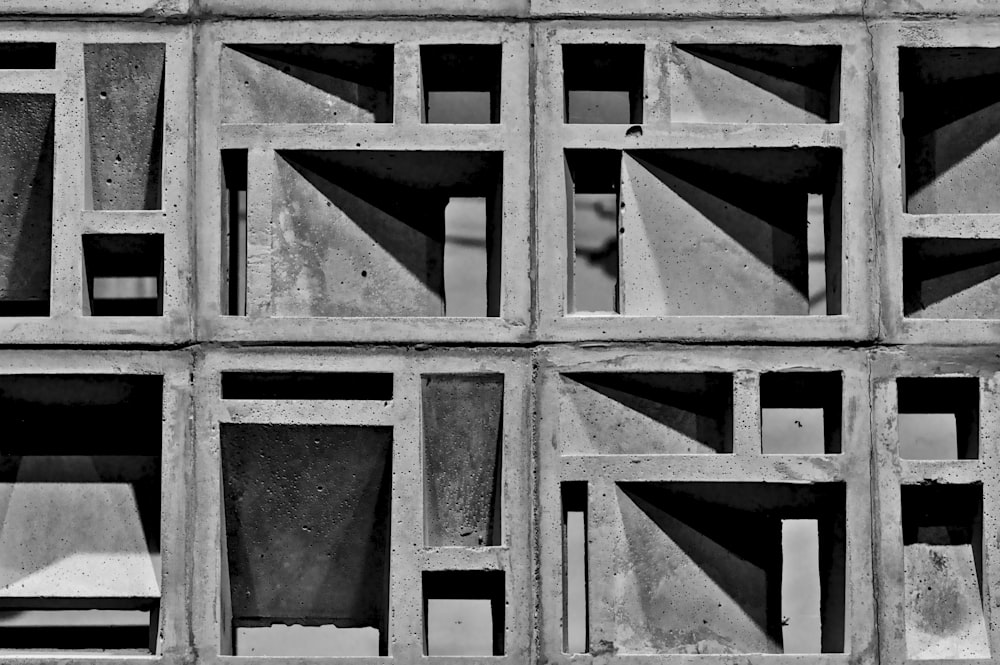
[0,94,54,317]
[421,45,501,124]
[0,44,56,69]
[562,482,588,654]
[897,377,979,460]
[565,150,620,313]
[423,571,505,656]
[563,44,644,124]
[761,372,842,454]
[82,234,164,316]
[0,375,162,654]
[614,482,845,654]
[268,150,502,317]
[560,372,733,454]
[902,484,988,659]
[221,43,393,124]
[221,149,247,316]
[903,237,1000,320]
[221,424,392,657]
[900,48,1000,214]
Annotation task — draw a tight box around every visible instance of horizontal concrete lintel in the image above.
[559,123,846,151]
[904,213,1000,240]
[419,546,510,571]
[219,123,508,152]
[559,454,845,483]
[220,399,395,425]
[899,460,983,485]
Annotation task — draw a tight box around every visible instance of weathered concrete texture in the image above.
[0,94,54,311]
[560,372,733,454]
[84,43,165,211]
[618,148,840,316]
[671,44,840,124]
[903,238,1000,320]
[220,424,391,641]
[221,44,393,124]
[271,150,500,317]
[422,374,503,547]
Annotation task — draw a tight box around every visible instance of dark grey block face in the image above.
[84,43,165,211]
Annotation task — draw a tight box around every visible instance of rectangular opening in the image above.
[565,150,620,313]
[84,43,164,211]
[903,238,1000,320]
[221,372,393,400]
[781,519,822,653]
[562,482,588,654]
[269,150,501,317]
[422,374,503,546]
[902,484,988,659]
[0,44,56,69]
[563,44,644,124]
[897,377,978,460]
[0,94,54,317]
[421,45,501,124]
[0,374,162,654]
[423,571,504,656]
[221,424,391,657]
[83,234,164,316]
[222,149,247,316]
[761,372,842,454]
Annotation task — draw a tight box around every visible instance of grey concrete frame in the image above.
[0,349,193,665]
[0,23,193,345]
[533,20,876,343]
[195,21,532,344]
[191,347,533,664]
[535,345,876,665]
[871,347,1000,665]
[875,20,1000,344]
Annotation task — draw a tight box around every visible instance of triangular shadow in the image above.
[904,239,1000,315]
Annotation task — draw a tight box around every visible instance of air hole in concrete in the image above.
[761,372,842,454]
[422,374,503,546]
[903,238,1000,320]
[222,371,392,400]
[671,44,841,124]
[423,571,504,656]
[565,150,620,313]
[82,234,164,316]
[900,48,1000,214]
[221,150,247,316]
[421,44,500,124]
[269,150,502,317]
[902,484,988,659]
[561,482,588,654]
[0,43,56,69]
[563,44,644,124]
[221,44,393,124]
[84,44,164,211]
[561,372,733,454]
[0,374,162,654]
[220,424,391,657]
[897,377,978,460]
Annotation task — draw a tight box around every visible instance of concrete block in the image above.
[200,0,527,17]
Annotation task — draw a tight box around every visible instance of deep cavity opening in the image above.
[82,234,164,316]
[220,424,391,657]
[0,44,56,69]
[421,45,501,124]
[563,44,644,124]
[616,482,845,654]
[761,372,842,454]
[900,48,1000,214]
[903,237,1000,320]
[84,43,164,211]
[270,150,502,318]
[222,372,393,400]
[671,44,841,124]
[221,150,247,316]
[897,377,979,460]
[562,482,588,654]
[902,484,988,659]
[565,150,620,313]
[221,44,393,124]
[561,372,733,454]
[423,571,504,656]
[0,374,162,654]
[422,374,503,546]
[0,94,54,317]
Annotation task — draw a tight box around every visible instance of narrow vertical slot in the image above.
[444,197,487,316]
[781,519,822,653]
[221,150,248,315]
[807,193,826,315]
[562,482,588,654]
[566,150,620,313]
